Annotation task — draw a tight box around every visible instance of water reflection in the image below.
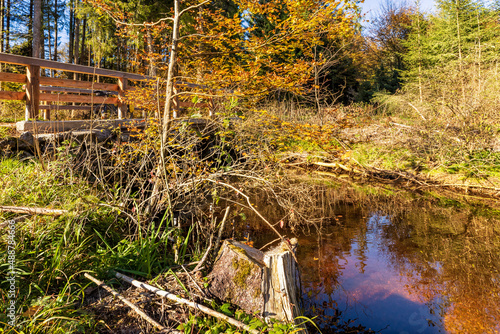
[235,202,500,333]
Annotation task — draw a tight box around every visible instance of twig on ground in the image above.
[83,273,180,333]
[114,271,260,334]
[181,265,209,299]
[0,205,68,216]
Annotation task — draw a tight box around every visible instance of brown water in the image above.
[232,200,500,333]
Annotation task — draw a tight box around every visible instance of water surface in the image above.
[235,199,500,333]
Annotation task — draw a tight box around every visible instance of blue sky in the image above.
[361,0,436,17]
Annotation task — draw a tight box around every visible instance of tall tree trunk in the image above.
[47,10,51,65]
[80,18,86,65]
[5,0,9,51]
[54,0,58,63]
[68,0,74,62]
[33,0,42,58]
[73,15,80,79]
[1,0,4,53]
[0,0,3,91]
[29,0,33,56]
[146,30,156,77]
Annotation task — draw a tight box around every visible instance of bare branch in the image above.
[178,0,210,17]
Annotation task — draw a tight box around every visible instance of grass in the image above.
[1,156,297,333]
[351,142,426,172]
[0,158,182,333]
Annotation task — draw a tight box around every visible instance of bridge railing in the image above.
[0,52,152,121]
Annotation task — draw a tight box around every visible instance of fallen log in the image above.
[0,205,68,216]
[208,239,306,331]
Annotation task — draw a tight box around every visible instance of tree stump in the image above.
[208,239,306,330]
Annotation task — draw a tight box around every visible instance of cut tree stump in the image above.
[208,239,306,331]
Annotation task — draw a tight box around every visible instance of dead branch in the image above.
[312,161,363,174]
[212,206,230,261]
[114,271,260,334]
[408,102,427,121]
[83,273,180,333]
[0,205,68,216]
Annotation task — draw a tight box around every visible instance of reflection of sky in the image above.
[302,213,443,333]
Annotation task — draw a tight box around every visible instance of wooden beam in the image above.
[0,72,27,83]
[39,76,119,91]
[16,118,147,132]
[0,91,26,100]
[26,65,40,120]
[39,92,118,104]
[40,86,118,94]
[0,52,151,80]
[39,105,92,110]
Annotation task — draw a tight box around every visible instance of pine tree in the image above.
[402,0,500,118]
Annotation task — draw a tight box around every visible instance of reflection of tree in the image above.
[377,210,500,334]
[239,185,500,333]
[297,207,376,332]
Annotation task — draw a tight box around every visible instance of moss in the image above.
[232,258,254,289]
[254,286,262,298]
[229,243,248,256]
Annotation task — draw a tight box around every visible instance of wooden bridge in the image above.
[0,52,214,132]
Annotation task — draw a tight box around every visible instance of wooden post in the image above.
[42,101,50,120]
[25,65,40,120]
[117,77,128,119]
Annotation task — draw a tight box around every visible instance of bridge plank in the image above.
[0,72,27,83]
[39,77,119,91]
[40,92,118,104]
[0,90,25,100]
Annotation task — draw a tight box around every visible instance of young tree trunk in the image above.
[147,0,180,216]
[161,0,179,143]
[455,0,466,104]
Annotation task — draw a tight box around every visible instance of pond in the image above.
[232,189,500,333]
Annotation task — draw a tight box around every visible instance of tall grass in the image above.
[0,158,192,333]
